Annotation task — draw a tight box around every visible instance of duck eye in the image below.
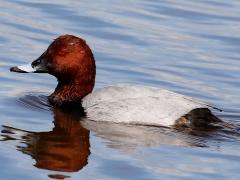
[58,50,66,56]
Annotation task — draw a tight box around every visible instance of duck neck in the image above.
[49,78,94,106]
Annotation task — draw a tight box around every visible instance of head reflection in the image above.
[1,106,90,172]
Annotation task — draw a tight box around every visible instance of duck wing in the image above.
[82,85,219,127]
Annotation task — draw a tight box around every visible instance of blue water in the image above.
[0,0,240,179]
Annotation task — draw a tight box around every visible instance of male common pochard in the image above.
[10,35,222,128]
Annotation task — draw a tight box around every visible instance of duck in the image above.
[10,34,222,128]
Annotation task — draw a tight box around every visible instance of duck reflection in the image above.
[1,106,90,172]
[2,94,240,180]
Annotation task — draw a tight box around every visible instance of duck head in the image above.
[10,35,96,106]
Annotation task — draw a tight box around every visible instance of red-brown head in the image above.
[10,35,96,106]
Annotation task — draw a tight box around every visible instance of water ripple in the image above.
[0,0,240,179]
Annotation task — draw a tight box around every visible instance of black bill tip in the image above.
[10,66,28,73]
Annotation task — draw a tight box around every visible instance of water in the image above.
[0,0,240,179]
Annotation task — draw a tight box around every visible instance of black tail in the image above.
[175,108,222,129]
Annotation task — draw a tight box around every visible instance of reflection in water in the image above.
[0,0,240,179]
[1,95,240,179]
[81,121,209,151]
[1,105,90,174]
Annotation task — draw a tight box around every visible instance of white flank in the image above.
[82,84,211,127]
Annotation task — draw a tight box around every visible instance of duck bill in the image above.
[10,52,48,73]
[10,63,38,73]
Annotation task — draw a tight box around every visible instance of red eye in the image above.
[58,50,66,56]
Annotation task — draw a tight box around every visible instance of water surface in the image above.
[0,0,240,179]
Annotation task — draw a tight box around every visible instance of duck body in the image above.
[82,84,212,126]
[10,34,221,128]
